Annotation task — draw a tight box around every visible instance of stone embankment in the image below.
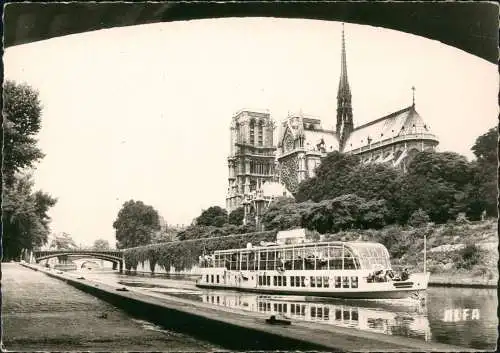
[19,262,475,352]
[2,263,219,351]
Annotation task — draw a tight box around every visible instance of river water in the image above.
[74,268,497,350]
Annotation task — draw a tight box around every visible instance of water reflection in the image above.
[199,292,432,341]
[68,269,498,350]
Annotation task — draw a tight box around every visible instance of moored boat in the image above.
[196,229,429,299]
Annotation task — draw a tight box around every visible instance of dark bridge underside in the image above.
[3,2,497,64]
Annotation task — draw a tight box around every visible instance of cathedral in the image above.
[225,25,439,221]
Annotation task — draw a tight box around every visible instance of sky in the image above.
[4,18,497,248]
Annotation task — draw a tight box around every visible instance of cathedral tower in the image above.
[336,24,354,151]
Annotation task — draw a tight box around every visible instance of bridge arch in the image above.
[4,3,496,64]
[33,250,124,271]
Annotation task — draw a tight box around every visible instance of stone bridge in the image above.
[30,249,124,271]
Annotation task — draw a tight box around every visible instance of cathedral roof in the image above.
[343,105,436,152]
[304,129,339,153]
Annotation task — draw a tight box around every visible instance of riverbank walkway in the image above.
[18,263,476,352]
[1,263,219,351]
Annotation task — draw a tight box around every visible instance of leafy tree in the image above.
[195,206,228,227]
[399,151,476,224]
[295,151,360,202]
[2,174,57,260]
[113,200,161,249]
[3,81,45,187]
[469,126,498,218]
[261,197,308,231]
[228,207,244,226]
[2,81,57,261]
[93,239,111,250]
[471,126,497,164]
[50,232,77,250]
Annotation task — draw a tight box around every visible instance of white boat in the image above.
[196,230,429,299]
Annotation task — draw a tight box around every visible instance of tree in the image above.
[113,200,161,249]
[471,126,497,165]
[469,126,498,218]
[2,81,57,261]
[2,173,57,260]
[295,151,360,202]
[228,207,245,226]
[195,206,228,227]
[93,239,111,250]
[50,232,77,250]
[399,151,476,224]
[3,81,45,187]
[261,197,307,231]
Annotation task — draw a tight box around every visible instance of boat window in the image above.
[259,251,267,270]
[267,303,271,311]
[351,309,359,321]
[311,306,316,318]
[335,276,341,288]
[282,276,287,286]
[294,247,305,270]
[258,276,262,286]
[316,276,322,288]
[205,275,209,282]
[301,276,306,287]
[304,248,315,270]
[290,276,295,287]
[277,276,282,286]
[240,253,248,270]
[310,276,316,288]
[342,276,349,288]
[274,303,278,312]
[344,310,351,321]
[344,257,356,270]
[216,275,220,283]
[248,252,256,271]
[323,276,329,288]
[266,276,271,286]
[329,258,343,269]
[211,275,214,283]
[351,276,358,288]
[291,304,296,314]
[324,307,330,320]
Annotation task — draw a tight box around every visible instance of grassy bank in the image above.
[124,220,497,287]
[323,218,498,287]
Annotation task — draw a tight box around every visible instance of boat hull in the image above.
[195,283,426,300]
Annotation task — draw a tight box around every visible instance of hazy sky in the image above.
[4,18,497,247]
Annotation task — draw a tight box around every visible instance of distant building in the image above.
[226,24,439,221]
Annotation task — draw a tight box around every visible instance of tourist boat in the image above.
[195,229,429,299]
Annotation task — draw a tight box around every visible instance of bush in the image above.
[454,244,482,270]
[408,209,430,228]
[124,230,277,272]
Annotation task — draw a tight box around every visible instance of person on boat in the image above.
[401,268,409,281]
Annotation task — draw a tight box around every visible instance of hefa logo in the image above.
[443,308,480,322]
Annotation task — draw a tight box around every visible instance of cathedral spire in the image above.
[338,23,350,98]
[336,23,354,151]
